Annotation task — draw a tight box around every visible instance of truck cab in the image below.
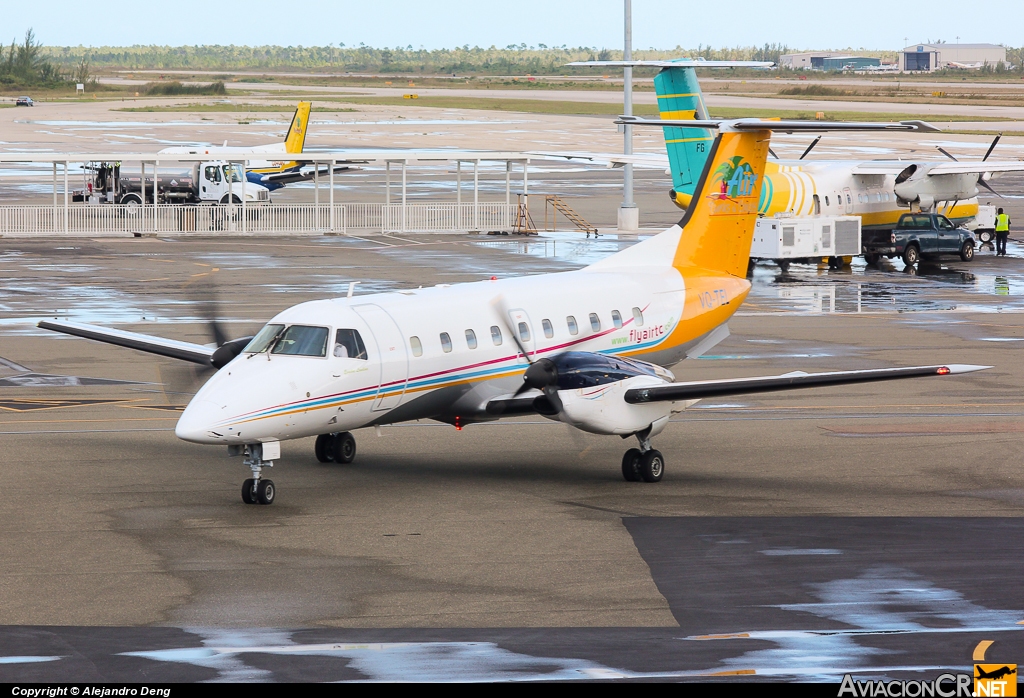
[199,162,268,204]
[863,213,975,266]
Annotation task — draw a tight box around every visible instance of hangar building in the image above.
[900,43,1007,71]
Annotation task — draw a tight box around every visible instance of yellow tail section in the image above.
[284,102,312,153]
[673,128,770,278]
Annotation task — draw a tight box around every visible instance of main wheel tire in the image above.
[621,448,642,482]
[332,431,356,464]
[639,450,665,483]
[960,242,975,262]
[314,433,335,463]
[257,479,276,505]
[864,253,880,265]
[902,244,920,266]
[241,478,257,504]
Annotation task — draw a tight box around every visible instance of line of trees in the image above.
[36,43,803,74]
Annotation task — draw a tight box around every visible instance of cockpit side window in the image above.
[270,325,329,357]
[244,323,284,353]
[334,329,368,359]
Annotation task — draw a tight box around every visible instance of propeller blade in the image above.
[542,386,564,414]
[798,136,821,160]
[187,277,228,348]
[490,294,533,364]
[936,146,958,162]
[768,147,778,160]
[983,134,1002,162]
[979,178,1004,199]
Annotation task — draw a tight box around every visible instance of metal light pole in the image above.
[617,0,639,232]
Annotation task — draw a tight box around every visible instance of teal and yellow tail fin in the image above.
[654,67,714,209]
[673,127,771,278]
[284,102,312,153]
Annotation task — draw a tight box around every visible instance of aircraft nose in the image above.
[175,399,226,444]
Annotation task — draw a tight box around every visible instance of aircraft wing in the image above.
[258,165,359,185]
[38,320,215,366]
[526,151,669,169]
[623,364,989,404]
[851,160,1024,176]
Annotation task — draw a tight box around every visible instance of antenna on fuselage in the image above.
[347,282,357,298]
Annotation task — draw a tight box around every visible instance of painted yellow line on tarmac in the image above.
[974,640,994,661]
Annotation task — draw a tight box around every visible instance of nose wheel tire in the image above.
[621,448,642,482]
[639,450,665,483]
[331,432,357,464]
[242,478,257,504]
[314,434,334,463]
[257,479,276,505]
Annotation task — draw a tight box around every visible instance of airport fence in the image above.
[0,202,519,237]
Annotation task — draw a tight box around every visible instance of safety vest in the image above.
[996,213,1010,232]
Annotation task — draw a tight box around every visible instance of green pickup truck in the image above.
[863,213,975,266]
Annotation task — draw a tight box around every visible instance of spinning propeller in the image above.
[936,133,1004,198]
[491,294,563,415]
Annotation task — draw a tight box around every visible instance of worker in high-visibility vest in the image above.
[995,207,1011,256]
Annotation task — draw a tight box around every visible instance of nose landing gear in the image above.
[621,430,664,483]
[237,442,277,505]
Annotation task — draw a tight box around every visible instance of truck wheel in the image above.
[220,194,242,204]
[902,244,920,266]
[978,230,993,243]
[864,253,880,265]
[960,241,975,262]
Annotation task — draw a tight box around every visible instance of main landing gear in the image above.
[314,432,356,464]
[621,430,664,483]
[239,442,276,505]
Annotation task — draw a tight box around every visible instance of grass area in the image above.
[117,103,358,112]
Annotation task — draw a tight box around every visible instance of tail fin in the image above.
[654,67,714,209]
[673,127,770,277]
[284,102,312,153]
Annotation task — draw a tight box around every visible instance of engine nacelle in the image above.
[551,375,677,436]
[893,164,980,210]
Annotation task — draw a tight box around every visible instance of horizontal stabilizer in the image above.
[260,165,358,185]
[38,320,215,366]
[624,364,990,404]
[617,116,939,133]
[567,60,774,68]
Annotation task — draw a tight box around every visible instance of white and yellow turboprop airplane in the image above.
[39,118,988,505]
[561,61,1024,232]
[158,102,349,190]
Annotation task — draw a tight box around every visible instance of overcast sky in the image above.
[5,1,1021,50]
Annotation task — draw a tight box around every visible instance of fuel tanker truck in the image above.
[74,161,271,206]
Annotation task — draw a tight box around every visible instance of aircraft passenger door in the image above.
[352,304,409,411]
[506,308,535,363]
[843,188,854,214]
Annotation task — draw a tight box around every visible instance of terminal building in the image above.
[900,43,1007,71]
[780,52,881,71]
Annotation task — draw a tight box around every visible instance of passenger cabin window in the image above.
[490,325,502,346]
[812,194,821,215]
[465,329,478,349]
[542,319,554,338]
[632,307,644,326]
[334,329,368,359]
[518,322,531,343]
[824,196,830,207]
[244,323,285,353]
[440,332,453,353]
[611,310,623,329]
[410,336,423,357]
[567,316,578,335]
[271,325,329,357]
[589,313,601,332]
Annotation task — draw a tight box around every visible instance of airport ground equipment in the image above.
[38,118,990,504]
[863,213,976,266]
[968,204,997,243]
[543,196,598,237]
[750,215,860,270]
[74,161,270,206]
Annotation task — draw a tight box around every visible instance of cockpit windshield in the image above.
[244,323,284,353]
[271,325,330,357]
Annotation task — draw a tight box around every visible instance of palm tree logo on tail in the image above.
[710,156,757,200]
